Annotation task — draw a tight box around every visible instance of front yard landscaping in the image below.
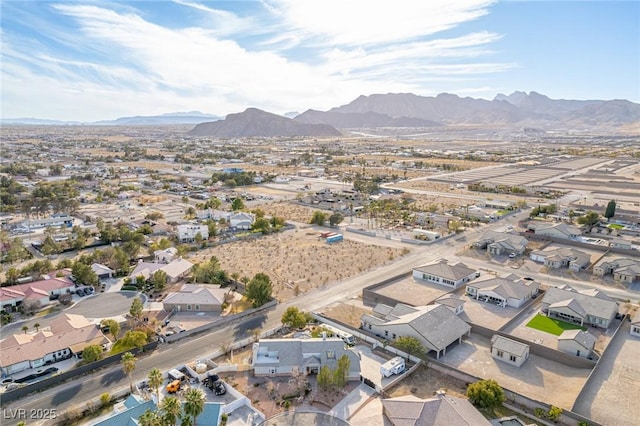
[526,314,585,336]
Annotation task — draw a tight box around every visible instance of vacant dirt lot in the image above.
[387,364,467,399]
[190,228,408,302]
[320,303,372,329]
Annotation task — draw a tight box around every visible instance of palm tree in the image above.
[160,396,181,426]
[121,352,137,393]
[147,368,164,403]
[22,325,28,334]
[138,409,161,426]
[182,388,205,426]
[33,323,41,332]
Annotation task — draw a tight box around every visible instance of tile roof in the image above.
[163,284,228,307]
[0,314,108,368]
[468,276,538,301]
[382,394,491,426]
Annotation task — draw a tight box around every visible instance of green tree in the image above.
[100,392,111,407]
[317,365,333,390]
[393,336,425,358]
[33,322,40,332]
[72,262,99,287]
[604,200,616,221]
[466,379,505,409]
[121,352,137,392]
[160,395,182,425]
[333,354,351,388]
[245,273,273,308]
[329,212,344,227]
[130,297,144,320]
[231,198,244,211]
[577,211,600,226]
[138,409,162,426]
[310,211,327,226]
[101,319,121,341]
[114,330,148,353]
[547,405,563,421]
[4,267,20,285]
[183,388,205,426]
[281,306,308,329]
[148,368,164,403]
[22,325,28,334]
[40,235,61,257]
[251,217,271,234]
[150,270,168,291]
[82,344,104,362]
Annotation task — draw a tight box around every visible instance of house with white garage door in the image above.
[412,260,479,289]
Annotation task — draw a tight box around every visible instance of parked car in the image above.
[76,289,85,296]
[166,380,181,394]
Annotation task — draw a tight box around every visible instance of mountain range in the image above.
[188,91,639,137]
[188,108,341,138]
[1,112,221,126]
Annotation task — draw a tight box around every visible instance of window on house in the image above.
[392,333,397,339]
[384,331,388,337]
[195,305,200,310]
[187,304,192,310]
[496,350,504,357]
[510,355,517,362]
[368,324,371,330]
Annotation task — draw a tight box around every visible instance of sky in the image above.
[1,0,638,121]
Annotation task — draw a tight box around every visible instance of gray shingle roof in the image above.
[413,261,476,281]
[491,335,529,357]
[468,276,538,300]
[558,329,596,350]
[542,287,618,321]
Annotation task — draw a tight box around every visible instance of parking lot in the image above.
[440,333,590,410]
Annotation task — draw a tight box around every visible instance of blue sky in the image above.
[1,0,638,121]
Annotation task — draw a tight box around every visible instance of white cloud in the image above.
[2,1,510,121]
[267,0,495,46]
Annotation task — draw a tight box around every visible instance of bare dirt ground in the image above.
[258,201,322,223]
[386,364,467,399]
[320,303,372,328]
[189,228,408,302]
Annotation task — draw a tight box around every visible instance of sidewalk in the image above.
[327,382,377,421]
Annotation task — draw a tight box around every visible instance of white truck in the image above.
[380,356,405,378]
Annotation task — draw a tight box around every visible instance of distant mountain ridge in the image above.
[1,112,220,126]
[188,108,341,137]
[315,91,640,127]
[294,109,442,128]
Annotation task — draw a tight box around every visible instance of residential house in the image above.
[176,224,209,243]
[473,230,528,256]
[530,247,590,271]
[252,337,360,378]
[163,284,229,313]
[0,276,75,312]
[434,294,465,315]
[412,260,479,289]
[0,314,109,376]
[466,275,539,308]
[609,238,633,250]
[91,263,114,280]
[381,394,492,426]
[94,395,223,426]
[229,212,255,230]
[557,329,596,358]
[361,303,471,359]
[130,257,193,284]
[490,335,529,367]
[94,395,157,426]
[527,222,581,240]
[541,286,618,329]
[630,311,640,337]
[593,258,640,284]
[154,247,178,264]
